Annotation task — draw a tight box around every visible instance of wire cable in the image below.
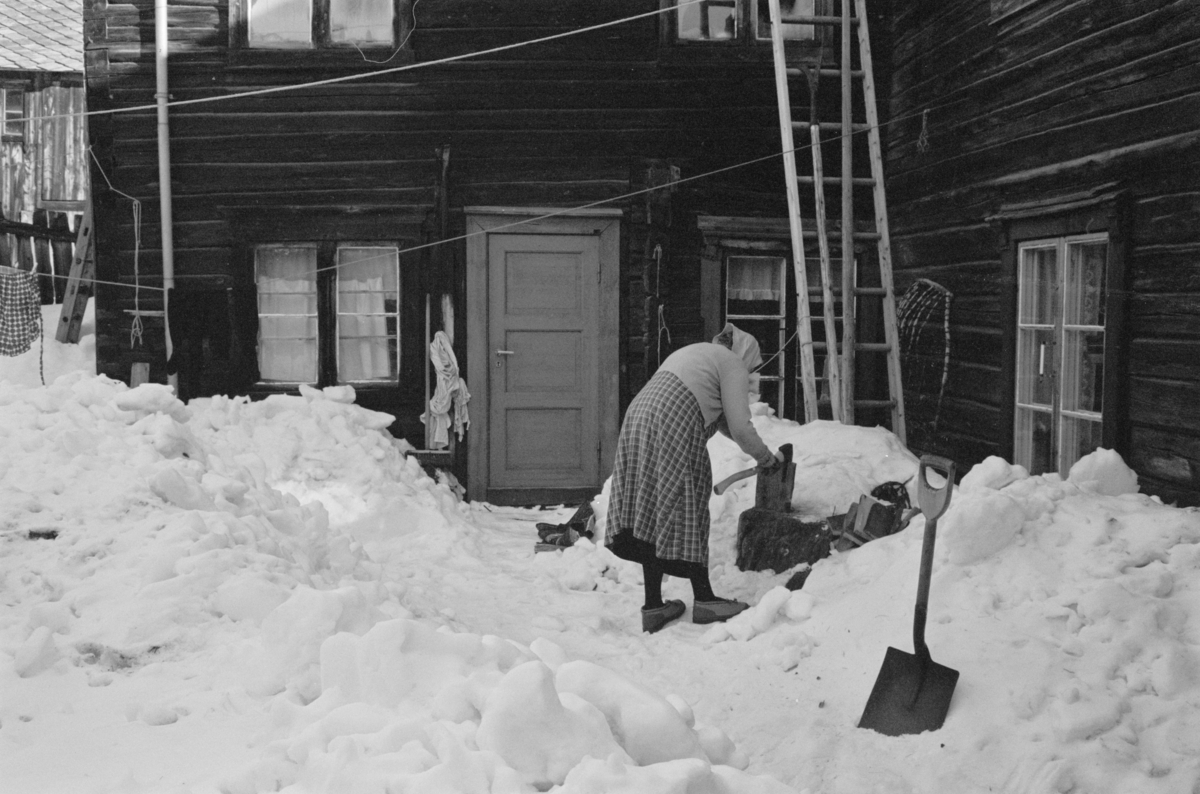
[26,0,709,124]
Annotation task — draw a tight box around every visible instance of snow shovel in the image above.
[858,454,959,736]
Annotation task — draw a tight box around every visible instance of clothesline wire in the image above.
[21,0,711,125]
[21,97,933,297]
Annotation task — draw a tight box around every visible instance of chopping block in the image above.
[734,443,834,574]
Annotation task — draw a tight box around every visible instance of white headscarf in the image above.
[713,322,762,372]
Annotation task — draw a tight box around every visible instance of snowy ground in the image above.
[2,302,1199,793]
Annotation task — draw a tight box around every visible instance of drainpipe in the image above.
[155,0,177,390]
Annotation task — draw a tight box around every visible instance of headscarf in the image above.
[712,322,762,372]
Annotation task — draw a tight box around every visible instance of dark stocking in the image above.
[687,566,716,602]
[642,561,665,609]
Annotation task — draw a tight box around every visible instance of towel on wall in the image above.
[421,330,471,449]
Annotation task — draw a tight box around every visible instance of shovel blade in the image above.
[858,646,959,736]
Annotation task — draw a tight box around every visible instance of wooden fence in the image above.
[0,207,86,304]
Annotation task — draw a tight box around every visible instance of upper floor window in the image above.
[674,0,816,44]
[1,87,25,143]
[242,0,411,49]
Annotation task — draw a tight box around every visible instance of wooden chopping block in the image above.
[735,508,833,573]
[734,445,833,574]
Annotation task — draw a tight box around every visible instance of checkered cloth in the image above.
[0,267,42,357]
[606,370,718,565]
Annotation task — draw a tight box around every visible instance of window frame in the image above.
[255,243,321,385]
[252,240,402,387]
[662,0,822,48]
[334,243,401,384]
[993,187,1131,470]
[698,215,853,423]
[1,85,26,144]
[725,254,788,413]
[230,0,414,56]
[1013,233,1109,476]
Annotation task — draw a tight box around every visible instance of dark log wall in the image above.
[886,0,1200,503]
[82,0,821,468]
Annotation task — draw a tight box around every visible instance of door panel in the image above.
[488,234,599,489]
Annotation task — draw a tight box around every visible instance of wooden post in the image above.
[855,0,905,444]
[49,212,74,303]
[768,0,819,423]
[839,0,856,424]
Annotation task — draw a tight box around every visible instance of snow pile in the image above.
[0,371,794,793]
[787,449,1200,793]
[225,620,783,794]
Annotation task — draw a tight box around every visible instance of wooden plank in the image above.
[1130,376,1200,430]
[56,204,95,344]
[767,0,819,422]
[857,0,905,442]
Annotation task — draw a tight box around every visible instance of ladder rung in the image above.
[855,287,888,296]
[794,229,880,241]
[792,121,871,133]
[853,399,896,409]
[809,342,892,353]
[796,175,877,187]
[781,15,859,26]
[725,313,785,321]
[817,68,863,79]
[785,68,864,79]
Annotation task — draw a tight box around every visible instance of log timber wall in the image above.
[886,0,1200,503]
[82,0,850,480]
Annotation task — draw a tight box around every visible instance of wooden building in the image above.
[1,0,89,302]
[82,0,1200,507]
[81,0,882,503]
[885,0,1200,505]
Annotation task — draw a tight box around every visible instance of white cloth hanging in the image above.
[421,330,470,448]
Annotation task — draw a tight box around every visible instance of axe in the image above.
[713,444,793,496]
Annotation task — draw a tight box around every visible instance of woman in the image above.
[606,323,783,633]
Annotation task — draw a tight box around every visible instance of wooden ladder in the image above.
[767,0,905,444]
[55,202,94,344]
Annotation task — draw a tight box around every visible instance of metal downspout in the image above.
[155,0,176,389]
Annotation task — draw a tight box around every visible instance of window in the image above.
[726,256,787,410]
[243,0,410,49]
[254,243,399,384]
[1,87,24,142]
[1014,235,1108,475]
[674,0,816,43]
[336,246,400,381]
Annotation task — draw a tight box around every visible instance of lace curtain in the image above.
[257,247,318,383]
[337,247,398,381]
[726,257,783,301]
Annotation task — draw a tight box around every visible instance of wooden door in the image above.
[487,233,600,494]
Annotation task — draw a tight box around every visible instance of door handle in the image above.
[496,350,515,355]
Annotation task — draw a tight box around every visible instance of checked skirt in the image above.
[606,370,717,565]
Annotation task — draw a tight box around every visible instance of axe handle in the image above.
[713,466,757,495]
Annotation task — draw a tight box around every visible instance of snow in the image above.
[3,305,1200,793]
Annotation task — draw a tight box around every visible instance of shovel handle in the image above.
[917,455,955,521]
[913,455,955,662]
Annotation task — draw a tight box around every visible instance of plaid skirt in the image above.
[606,370,716,565]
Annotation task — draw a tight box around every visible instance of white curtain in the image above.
[337,247,398,381]
[257,247,318,383]
[727,257,782,300]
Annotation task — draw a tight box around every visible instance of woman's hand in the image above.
[757,449,785,474]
